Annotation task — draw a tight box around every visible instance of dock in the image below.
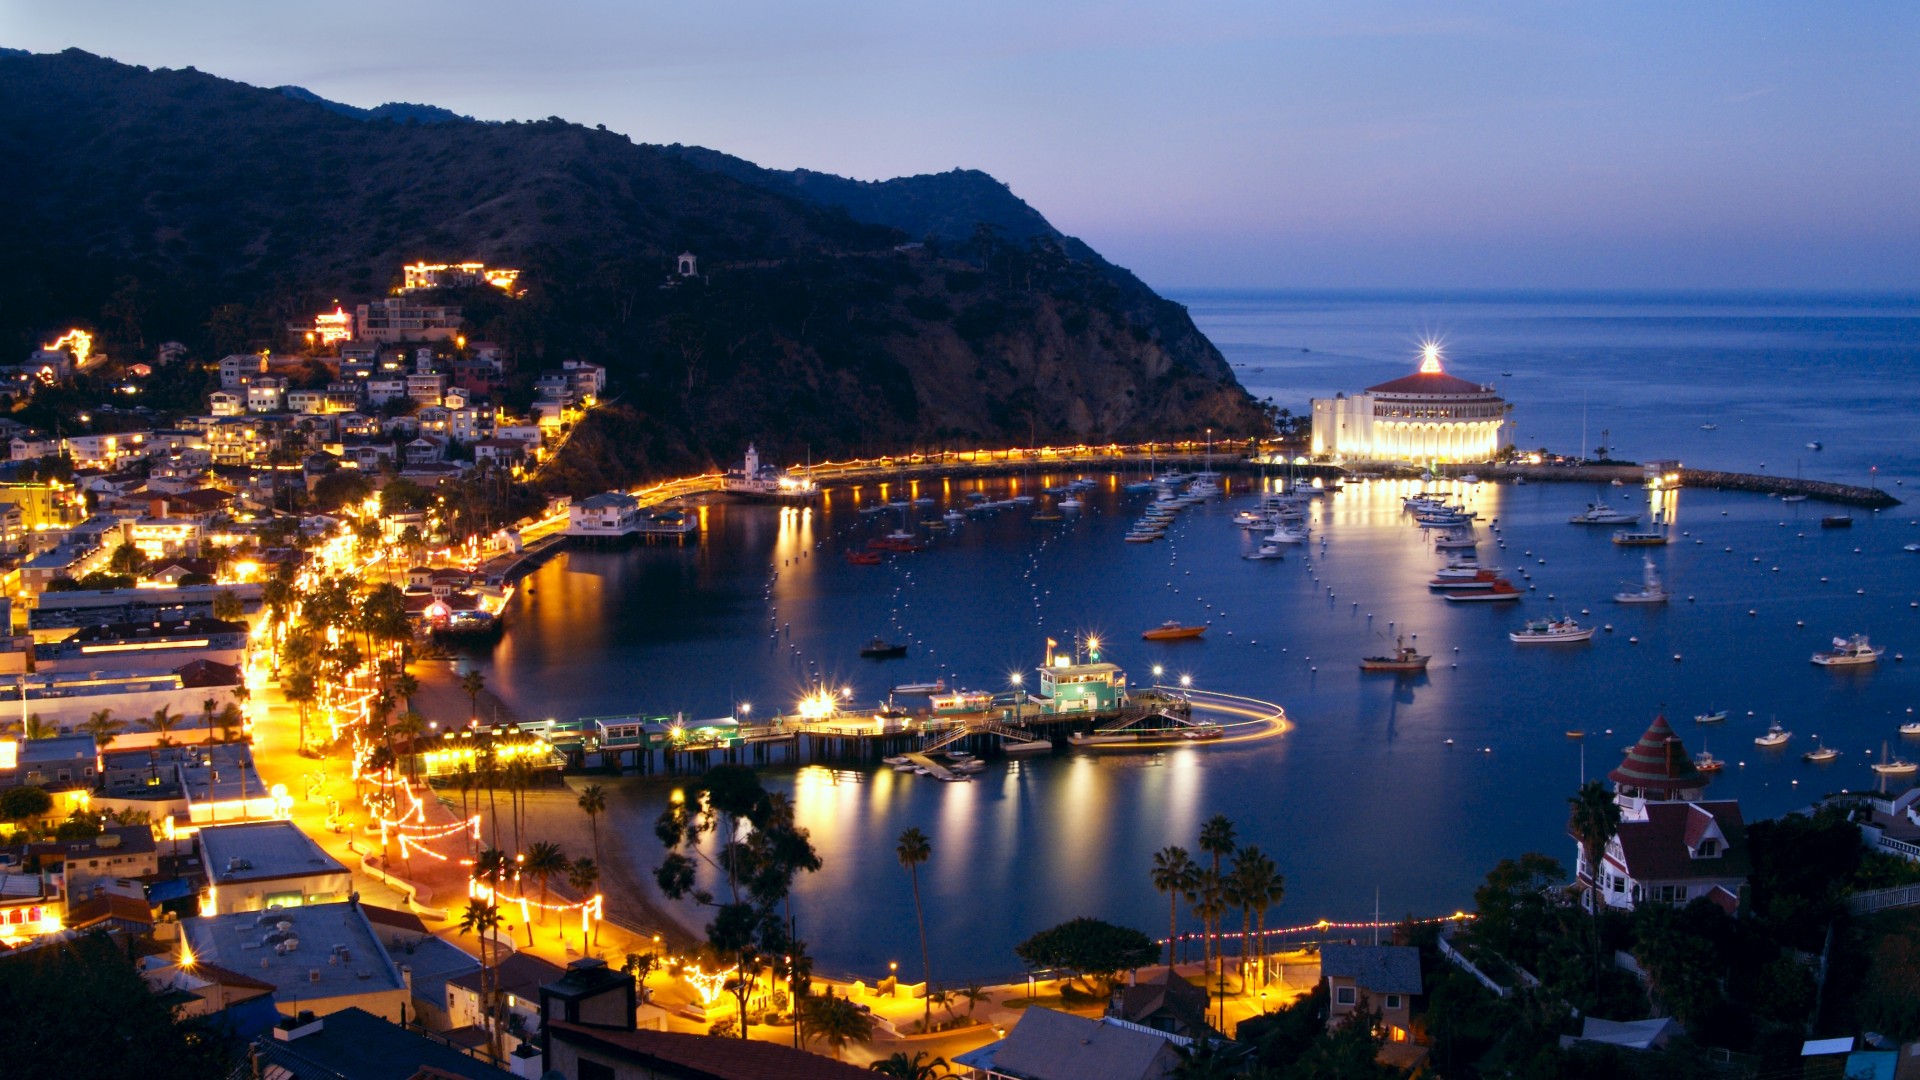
[901,752,955,780]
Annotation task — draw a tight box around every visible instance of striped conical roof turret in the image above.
[1608,713,1707,793]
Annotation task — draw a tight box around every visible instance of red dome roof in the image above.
[1366,370,1498,397]
[1608,714,1708,792]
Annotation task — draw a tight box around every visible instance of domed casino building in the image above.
[1310,344,1513,463]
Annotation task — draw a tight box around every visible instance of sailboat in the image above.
[1782,460,1808,502]
[1613,556,1668,604]
[1871,741,1917,777]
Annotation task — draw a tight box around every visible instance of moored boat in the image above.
[1510,617,1596,644]
[1871,742,1917,776]
[1611,528,1670,546]
[1755,720,1790,747]
[890,679,947,695]
[1360,637,1430,672]
[1444,581,1523,602]
[1821,514,1852,528]
[1142,621,1208,641]
[1613,555,1669,604]
[1812,634,1883,667]
[1693,708,1728,725]
[1569,501,1641,525]
[860,637,908,659]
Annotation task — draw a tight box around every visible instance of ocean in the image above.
[477,290,1920,982]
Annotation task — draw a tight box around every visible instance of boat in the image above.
[1693,744,1725,773]
[845,549,885,565]
[1755,720,1790,748]
[1821,514,1853,528]
[1124,531,1162,544]
[1142,621,1208,641]
[1180,724,1225,741]
[1812,634,1884,667]
[1802,736,1839,763]
[943,509,965,523]
[1807,441,1823,451]
[1360,637,1430,672]
[1700,423,1718,430]
[1434,561,1499,579]
[1031,511,1064,522]
[1903,721,1920,736]
[1613,556,1669,604]
[1569,501,1641,525]
[1444,581,1523,602]
[1434,531,1477,550]
[1904,543,1920,553]
[1428,570,1503,591]
[1243,542,1285,561]
[860,638,908,659]
[1693,708,1728,725]
[890,679,947,695]
[1871,742,1917,777]
[1780,494,1808,503]
[1611,528,1670,546]
[1266,525,1310,545]
[1057,497,1083,510]
[1509,617,1597,644]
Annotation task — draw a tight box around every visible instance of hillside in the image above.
[0,49,1266,487]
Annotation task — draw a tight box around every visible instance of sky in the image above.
[5,1,1917,290]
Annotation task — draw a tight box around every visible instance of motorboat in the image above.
[1180,724,1225,741]
[1510,617,1597,644]
[1614,556,1669,604]
[1871,742,1917,777]
[1807,441,1823,451]
[1435,531,1477,550]
[1569,501,1641,525]
[1360,638,1430,672]
[1755,720,1791,748]
[1904,543,1920,553]
[1693,708,1728,725]
[1444,581,1523,602]
[1142,621,1208,641]
[845,549,885,565]
[1429,570,1503,591]
[1902,720,1920,736]
[1267,525,1310,545]
[1812,634,1884,667]
[1243,542,1285,561]
[1693,745,1725,773]
[1822,515,1853,528]
[1057,497,1083,510]
[860,637,908,659]
[890,679,947,695]
[1802,737,1839,763]
[1611,528,1670,546]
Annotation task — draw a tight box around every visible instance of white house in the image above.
[567,492,639,536]
[208,391,245,417]
[246,376,287,414]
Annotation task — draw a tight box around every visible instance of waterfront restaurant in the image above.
[1036,655,1129,715]
[1311,344,1513,464]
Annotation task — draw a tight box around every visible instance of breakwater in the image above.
[1439,463,1900,509]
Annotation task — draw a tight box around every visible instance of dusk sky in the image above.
[7,2,1916,290]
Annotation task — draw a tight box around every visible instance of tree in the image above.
[145,705,181,747]
[522,841,570,942]
[1152,845,1198,969]
[956,980,987,1017]
[896,826,935,1030]
[0,785,53,823]
[211,589,244,623]
[1190,870,1227,1009]
[82,709,125,750]
[1197,815,1236,998]
[800,988,873,1060]
[284,672,317,754]
[568,857,601,951]
[655,765,822,1039]
[1471,853,1566,966]
[106,541,148,577]
[870,1050,950,1078]
[460,668,487,720]
[458,899,505,1060]
[1231,845,1284,990]
[214,702,244,744]
[0,932,233,1080]
[1567,780,1621,986]
[1630,901,1729,1028]
[389,711,426,783]
[22,714,54,740]
[621,951,658,1002]
[1013,917,1157,996]
[577,784,607,867]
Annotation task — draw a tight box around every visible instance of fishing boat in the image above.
[1614,556,1669,604]
[1444,581,1523,602]
[860,637,908,659]
[890,679,947,695]
[1611,527,1670,546]
[1360,637,1430,672]
[1802,736,1839,763]
[1510,617,1596,644]
[1821,514,1853,528]
[1871,742,1917,777]
[1811,634,1884,667]
[1693,743,1726,773]
[1755,720,1791,748]
[1142,621,1208,641]
[1693,708,1728,725]
[1569,501,1640,525]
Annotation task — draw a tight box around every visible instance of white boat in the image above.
[1802,737,1839,763]
[943,509,965,522]
[1569,501,1641,525]
[1700,423,1718,430]
[1902,721,1920,736]
[1510,617,1596,644]
[1613,556,1669,604]
[1444,583,1523,602]
[1435,531,1477,550]
[1905,543,1920,553]
[1871,742,1917,777]
[1811,634,1884,667]
[890,679,947,695]
[1693,708,1728,725]
[1459,474,1480,484]
[1243,542,1285,561]
[1057,497,1083,510]
[1781,494,1808,503]
[1434,562,1499,580]
[1266,525,1309,545]
[1755,720,1790,748]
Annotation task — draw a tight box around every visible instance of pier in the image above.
[1430,463,1901,508]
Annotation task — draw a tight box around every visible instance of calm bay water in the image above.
[476,291,1920,982]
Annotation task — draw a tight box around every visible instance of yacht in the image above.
[1613,556,1669,604]
[1429,570,1503,591]
[1802,736,1839,763]
[1871,743,1917,777]
[1266,525,1310,545]
[1444,581,1523,602]
[1057,497,1083,510]
[1811,634,1884,667]
[1510,617,1597,644]
[1569,501,1641,525]
[1611,527,1670,546]
[1902,720,1920,736]
[1755,720,1791,748]
[1435,530,1477,550]
[1243,541,1285,561]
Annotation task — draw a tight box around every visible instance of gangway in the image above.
[921,718,1038,754]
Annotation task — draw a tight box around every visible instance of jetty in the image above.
[901,752,955,780]
[1433,463,1900,508]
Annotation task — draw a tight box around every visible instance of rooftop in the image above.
[251,1006,514,1080]
[547,1021,873,1080]
[182,901,406,1004]
[1611,801,1751,883]
[956,1006,1181,1080]
[199,820,347,885]
[1609,714,1708,793]
[1319,943,1424,995]
[1366,370,1501,398]
[448,949,562,999]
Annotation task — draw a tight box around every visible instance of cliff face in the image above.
[0,50,1265,488]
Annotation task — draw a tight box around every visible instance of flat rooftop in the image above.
[198,820,346,885]
[183,901,406,1004]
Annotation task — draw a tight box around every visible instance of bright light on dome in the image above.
[1419,341,1444,374]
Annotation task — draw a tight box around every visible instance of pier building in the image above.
[1036,641,1129,715]
[721,443,815,499]
[1311,344,1512,463]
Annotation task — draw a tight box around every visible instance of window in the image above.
[1335,986,1356,1006]
[1696,839,1718,857]
[1385,994,1402,1010]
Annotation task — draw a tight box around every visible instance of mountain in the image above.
[275,85,471,125]
[0,49,1266,489]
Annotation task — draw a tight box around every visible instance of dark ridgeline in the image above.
[0,50,1265,491]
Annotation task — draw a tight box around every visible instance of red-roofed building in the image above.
[1311,344,1512,462]
[1575,714,1751,912]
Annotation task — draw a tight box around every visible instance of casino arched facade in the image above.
[1310,345,1513,463]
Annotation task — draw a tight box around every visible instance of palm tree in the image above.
[146,705,181,747]
[82,709,125,750]
[896,826,935,1030]
[1190,869,1227,1010]
[505,758,529,854]
[458,899,504,1060]
[956,980,987,1018]
[522,841,569,941]
[567,857,600,951]
[1228,847,1279,991]
[1237,848,1285,991]
[460,669,486,721]
[801,989,874,1060]
[214,702,245,744]
[1196,815,1236,994]
[1568,779,1622,984]
[1151,845,1198,969]
[389,711,427,784]
[869,1050,950,1078]
[392,670,420,711]
[577,784,607,867]
[22,714,54,740]
[284,672,317,755]
[478,747,502,848]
